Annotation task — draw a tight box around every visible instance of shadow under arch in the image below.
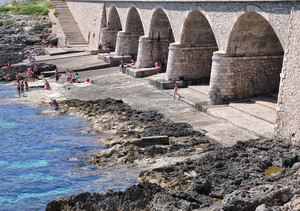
[148,8,175,64]
[226,11,284,100]
[115,7,145,58]
[181,10,217,46]
[166,9,219,82]
[106,6,122,50]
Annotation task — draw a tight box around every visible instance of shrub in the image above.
[0,6,11,12]
[53,11,59,18]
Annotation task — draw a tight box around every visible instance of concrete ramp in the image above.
[51,0,87,46]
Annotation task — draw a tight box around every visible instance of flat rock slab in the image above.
[131,136,169,147]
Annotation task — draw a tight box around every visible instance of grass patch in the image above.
[0,20,15,25]
[34,22,52,33]
[0,1,53,16]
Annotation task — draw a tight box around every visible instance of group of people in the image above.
[120,59,136,73]
[65,68,81,83]
[98,42,112,53]
[16,81,29,98]
[26,66,40,81]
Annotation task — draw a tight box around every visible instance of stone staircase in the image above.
[51,0,87,46]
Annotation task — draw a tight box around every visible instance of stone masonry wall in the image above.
[67,1,103,48]
[209,53,283,104]
[231,56,283,99]
[276,4,300,143]
[106,30,118,50]
[166,44,218,81]
[104,1,291,52]
[152,39,174,65]
[115,32,144,57]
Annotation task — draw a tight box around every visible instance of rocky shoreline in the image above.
[1,8,299,211]
[45,98,300,211]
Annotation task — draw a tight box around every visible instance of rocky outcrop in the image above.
[58,99,209,166]
[46,182,200,211]
[47,99,300,211]
[0,15,57,68]
[0,63,56,81]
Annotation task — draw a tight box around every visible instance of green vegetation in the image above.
[0,20,15,25]
[53,11,59,18]
[0,1,54,16]
[34,22,52,33]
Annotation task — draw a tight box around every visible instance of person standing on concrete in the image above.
[55,69,59,82]
[173,81,182,100]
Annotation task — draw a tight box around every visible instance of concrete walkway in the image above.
[35,49,109,72]
[31,52,277,147]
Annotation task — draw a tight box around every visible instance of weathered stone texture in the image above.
[67,1,103,48]
[276,3,300,143]
[166,44,218,81]
[209,53,283,104]
[105,30,118,49]
[115,31,143,57]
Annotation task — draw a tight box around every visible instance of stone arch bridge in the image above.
[63,0,300,142]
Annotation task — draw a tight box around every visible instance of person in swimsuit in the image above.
[173,81,182,100]
[17,82,21,98]
[44,80,51,90]
[16,72,20,82]
[66,69,72,82]
[20,82,24,92]
[55,69,59,82]
[33,66,38,78]
[27,68,32,81]
[25,81,29,92]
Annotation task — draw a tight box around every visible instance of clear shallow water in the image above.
[0,83,139,211]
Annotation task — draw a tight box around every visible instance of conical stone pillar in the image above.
[136,36,153,68]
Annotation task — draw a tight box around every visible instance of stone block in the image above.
[131,136,169,147]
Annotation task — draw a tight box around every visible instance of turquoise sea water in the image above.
[0,83,139,211]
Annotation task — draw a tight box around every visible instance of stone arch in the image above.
[227,11,283,57]
[225,11,284,100]
[105,6,122,50]
[107,6,122,31]
[166,10,219,82]
[125,7,144,34]
[148,8,175,64]
[181,10,217,46]
[114,7,145,57]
